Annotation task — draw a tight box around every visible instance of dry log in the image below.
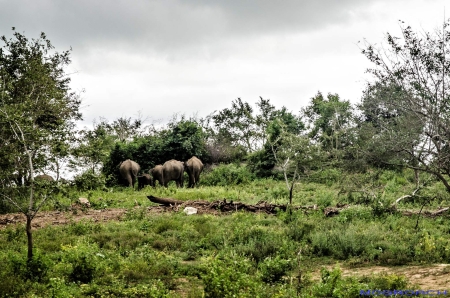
[430,207,449,216]
[147,195,184,206]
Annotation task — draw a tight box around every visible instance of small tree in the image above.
[0,29,81,260]
[302,92,354,160]
[359,19,450,191]
[268,119,322,204]
[72,119,115,175]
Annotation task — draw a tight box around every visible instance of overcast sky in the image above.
[0,0,448,127]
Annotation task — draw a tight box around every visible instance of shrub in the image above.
[309,266,361,298]
[73,170,107,191]
[258,256,294,283]
[201,164,254,186]
[202,255,259,298]
[69,255,95,283]
[309,168,342,186]
[9,253,50,282]
[367,273,408,290]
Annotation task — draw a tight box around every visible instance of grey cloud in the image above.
[0,0,381,55]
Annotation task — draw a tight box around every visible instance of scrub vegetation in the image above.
[1,19,450,297]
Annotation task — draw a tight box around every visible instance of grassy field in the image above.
[1,168,450,297]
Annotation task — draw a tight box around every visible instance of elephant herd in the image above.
[118,156,204,190]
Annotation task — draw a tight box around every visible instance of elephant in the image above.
[184,156,204,188]
[119,159,141,188]
[162,159,184,187]
[137,174,152,190]
[34,174,55,182]
[149,165,164,187]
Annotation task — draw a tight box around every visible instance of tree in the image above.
[0,29,81,260]
[358,19,450,191]
[268,119,322,204]
[302,92,354,158]
[161,116,207,162]
[72,119,115,175]
[247,101,304,177]
[108,116,143,143]
[212,98,262,152]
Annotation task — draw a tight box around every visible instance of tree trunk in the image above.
[26,214,33,261]
[289,181,294,205]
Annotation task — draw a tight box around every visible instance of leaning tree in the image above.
[0,29,81,261]
[359,19,450,191]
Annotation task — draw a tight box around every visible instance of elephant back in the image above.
[162,159,184,179]
[186,156,204,174]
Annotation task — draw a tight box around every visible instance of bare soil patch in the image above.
[315,264,450,291]
[354,264,450,290]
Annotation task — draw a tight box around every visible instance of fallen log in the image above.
[431,207,450,216]
[147,196,319,214]
[147,195,184,206]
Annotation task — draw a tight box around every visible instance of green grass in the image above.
[1,168,450,296]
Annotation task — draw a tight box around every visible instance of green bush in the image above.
[232,227,282,263]
[82,279,170,298]
[366,273,408,290]
[308,266,361,298]
[309,168,342,186]
[202,255,259,298]
[201,164,254,186]
[73,170,107,191]
[9,253,50,282]
[69,255,95,283]
[258,255,294,283]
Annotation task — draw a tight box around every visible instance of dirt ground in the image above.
[320,264,450,291]
[1,206,449,290]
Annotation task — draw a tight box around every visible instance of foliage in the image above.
[0,29,81,184]
[161,115,208,162]
[211,97,262,152]
[0,175,446,297]
[72,119,115,175]
[268,119,324,203]
[202,254,260,298]
[258,255,294,283]
[358,19,450,191]
[103,116,208,185]
[73,170,107,191]
[302,92,354,154]
[206,97,304,161]
[201,163,255,186]
[0,28,81,260]
[9,252,50,282]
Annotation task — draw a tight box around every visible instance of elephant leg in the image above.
[127,177,133,187]
[195,174,200,187]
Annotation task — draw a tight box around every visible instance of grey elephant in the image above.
[137,174,152,190]
[162,159,184,187]
[185,156,204,188]
[34,174,55,182]
[119,159,141,188]
[149,165,164,187]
